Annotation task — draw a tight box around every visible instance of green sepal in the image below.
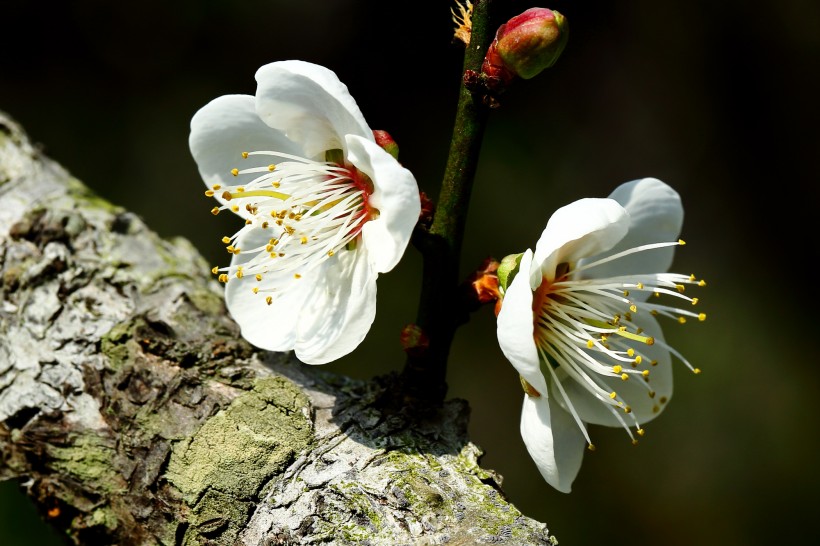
[497,252,524,295]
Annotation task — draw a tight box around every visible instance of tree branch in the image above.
[0,111,556,545]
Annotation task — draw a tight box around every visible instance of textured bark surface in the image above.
[0,111,557,545]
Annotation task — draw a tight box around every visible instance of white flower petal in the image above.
[555,311,673,426]
[577,178,683,283]
[497,251,549,396]
[533,198,629,283]
[520,394,587,493]
[189,94,305,220]
[255,61,373,158]
[294,244,378,364]
[347,134,420,273]
[223,229,308,352]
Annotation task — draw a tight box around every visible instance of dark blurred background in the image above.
[2,0,818,544]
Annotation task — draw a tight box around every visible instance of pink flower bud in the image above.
[373,130,399,160]
[483,8,568,84]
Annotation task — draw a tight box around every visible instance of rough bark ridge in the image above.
[0,111,556,545]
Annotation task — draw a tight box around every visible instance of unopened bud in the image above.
[400,324,430,357]
[483,8,568,86]
[373,130,399,160]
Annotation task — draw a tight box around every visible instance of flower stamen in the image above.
[531,240,705,444]
[207,149,377,301]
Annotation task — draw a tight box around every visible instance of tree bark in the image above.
[0,111,556,545]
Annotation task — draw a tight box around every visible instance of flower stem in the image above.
[401,0,496,404]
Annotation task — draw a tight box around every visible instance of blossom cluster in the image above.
[189,59,704,493]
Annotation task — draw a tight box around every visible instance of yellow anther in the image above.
[634,355,643,365]
[637,428,645,436]
[300,236,308,245]
[632,439,639,445]
[244,219,252,225]
[221,236,231,244]
[678,239,686,245]
[218,274,228,283]
[587,444,596,452]
[629,304,637,313]
[609,391,617,400]
[586,339,595,349]
[269,252,277,258]
[327,250,335,257]
[226,245,235,253]
[241,151,249,158]
[231,168,239,177]
[613,365,623,374]
[636,282,644,289]
[650,360,658,366]
[689,274,696,281]
[285,226,295,235]
[212,184,222,190]
[294,214,302,221]
[255,274,262,282]
[650,309,659,316]
[646,336,655,345]
[653,292,660,298]
[619,326,627,332]
[252,287,259,294]
[237,186,245,193]
[698,313,707,321]
[623,290,630,297]
[275,219,283,226]
[272,181,280,188]
[693,368,702,375]
[268,164,276,171]
[231,205,239,212]
[621,373,629,381]
[648,391,656,399]
[265,245,273,252]
[642,370,650,378]
[294,273,301,279]
[678,316,687,324]
[236,270,243,279]
[233,247,240,255]
[624,406,632,414]
[698,279,707,287]
[627,348,635,357]
[211,266,219,275]
[261,221,269,229]
[205,190,215,197]
[691,297,699,305]
[211,207,220,215]
[288,212,295,219]
[265,296,272,305]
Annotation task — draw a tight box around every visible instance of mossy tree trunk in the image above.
[0,111,556,545]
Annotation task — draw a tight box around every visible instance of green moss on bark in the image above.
[165,376,314,544]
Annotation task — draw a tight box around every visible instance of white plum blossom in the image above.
[496,178,705,493]
[190,61,420,364]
